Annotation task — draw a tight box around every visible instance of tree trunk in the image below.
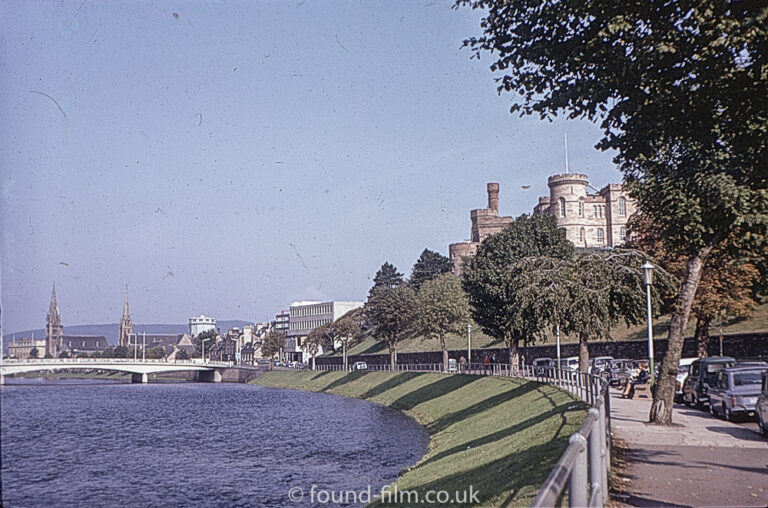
[578,335,589,373]
[507,339,519,368]
[440,335,448,371]
[649,240,717,425]
[390,344,397,371]
[694,317,712,358]
[343,342,347,371]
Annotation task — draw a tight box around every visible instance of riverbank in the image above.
[252,370,587,506]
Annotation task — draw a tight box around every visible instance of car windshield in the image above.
[733,372,763,386]
[705,363,732,384]
[677,365,689,374]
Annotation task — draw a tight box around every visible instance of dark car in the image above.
[605,359,635,387]
[682,356,736,409]
[708,366,768,421]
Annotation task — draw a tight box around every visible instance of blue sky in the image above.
[1,0,621,333]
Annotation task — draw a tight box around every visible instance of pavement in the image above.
[608,387,768,507]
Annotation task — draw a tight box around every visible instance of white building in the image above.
[188,315,216,337]
[285,301,364,363]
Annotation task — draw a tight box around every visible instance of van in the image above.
[682,356,736,409]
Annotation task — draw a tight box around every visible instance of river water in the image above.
[0,379,428,507]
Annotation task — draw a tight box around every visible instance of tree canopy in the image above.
[261,330,286,366]
[369,262,405,296]
[456,0,768,424]
[417,273,470,370]
[365,284,418,370]
[410,249,453,292]
[462,214,573,364]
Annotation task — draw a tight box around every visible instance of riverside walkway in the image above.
[609,388,768,507]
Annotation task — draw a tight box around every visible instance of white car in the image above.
[352,361,368,371]
[675,357,697,403]
[564,356,579,372]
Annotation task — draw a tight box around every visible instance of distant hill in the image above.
[3,320,252,354]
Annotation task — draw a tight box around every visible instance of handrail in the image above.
[314,361,611,507]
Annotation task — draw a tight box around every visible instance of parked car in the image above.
[756,371,768,438]
[708,366,768,421]
[532,357,554,375]
[564,356,579,372]
[675,358,697,403]
[589,356,614,377]
[605,359,636,387]
[682,356,736,409]
[352,361,368,371]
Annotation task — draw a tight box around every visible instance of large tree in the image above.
[456,0,768,424]
[368,262,405,296]
[410,249,453,292]
[417,273,471,370]
[365,284,418,371]
[304,327,324,370]
[261,330,286,368]
[331,313,363,371]
[462,214,574,365]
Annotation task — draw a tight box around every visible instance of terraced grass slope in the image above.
[252,371,586,506]
[326,302,768,358]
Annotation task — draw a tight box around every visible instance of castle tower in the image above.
[118,285,133,348]
[45,284,63,358]
[487,182,499,214]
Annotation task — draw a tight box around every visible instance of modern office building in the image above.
[285,301,363,363]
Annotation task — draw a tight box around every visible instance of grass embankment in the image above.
[252,371,586,506]
[328,302,768,357]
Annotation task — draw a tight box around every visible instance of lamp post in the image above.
[202,338,210,364]
[641,262,655,385]
[467,324,472,370]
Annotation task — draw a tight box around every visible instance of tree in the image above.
[261,330,285,368]
[176,349,190,361]
[417,273,470,370]
[456,0,768,424]
[462,214,574,365]
[146,346,165,360]
[194,329,218,358]
[410,249,453,292]
[29,347,39,359]
[304,327,324,370]
[365,284,418,371]
[332,314,363,371]
[101,346,115,359]
[368,262,405,297]
[58,350,70,359]
[113,345,129,359]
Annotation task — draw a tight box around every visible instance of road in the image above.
[609,388,768,507]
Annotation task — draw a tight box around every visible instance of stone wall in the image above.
[316,331,768,366]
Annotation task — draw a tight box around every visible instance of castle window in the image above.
[578,199,584,217]
[618,197,627,217]
[559,197,566,217]
[579,228,585,244]
[597,228,605,244]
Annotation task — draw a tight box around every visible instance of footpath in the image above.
[609,388,768,507]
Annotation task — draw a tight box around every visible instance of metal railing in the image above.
[314,361,610,506]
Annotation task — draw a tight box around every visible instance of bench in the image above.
[633,383,651,399]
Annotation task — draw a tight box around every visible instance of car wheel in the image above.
[724,406,731,422]
[695,397,705,411]
[709,403,717,417]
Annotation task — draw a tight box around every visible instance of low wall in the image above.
[315,331,768,366]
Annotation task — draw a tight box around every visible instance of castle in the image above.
[449,175,635,274]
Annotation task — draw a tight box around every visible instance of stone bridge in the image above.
[0,358,234,384]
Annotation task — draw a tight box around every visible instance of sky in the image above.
[0,0,622,334]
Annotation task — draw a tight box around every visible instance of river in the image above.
[0,378,428,507]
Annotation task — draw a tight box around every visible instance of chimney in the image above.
[487,183,499,213]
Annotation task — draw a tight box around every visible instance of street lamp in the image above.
[202,338,211,364]
[467,324,471,370]
[641,262,655,385]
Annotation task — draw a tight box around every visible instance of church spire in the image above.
[119,285,133,348]
[46,283,63,358]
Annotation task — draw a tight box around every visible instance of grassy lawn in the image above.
[252,371,586,506]
[325,302,768,357]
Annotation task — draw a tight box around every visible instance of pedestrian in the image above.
[482,354,490,373]
[459,355,467,373]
